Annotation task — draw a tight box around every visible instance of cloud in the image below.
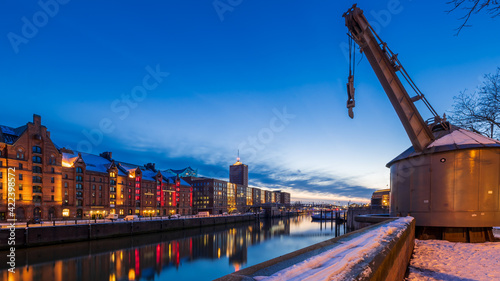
[54,122,376,204]
[248,166,375,203]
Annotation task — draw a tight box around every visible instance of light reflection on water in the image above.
[0,215,346,281]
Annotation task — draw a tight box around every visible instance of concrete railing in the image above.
[216,217,415,281]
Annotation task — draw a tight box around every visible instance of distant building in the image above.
[227,182,236,213]
[274,190,291,206]
[371,189,390,208]
[229,156,248,186]
[164,167,197,177]
[236,184,247,212]
[281,192,291,206]
[265,190,273,203]
[251,187,261,206]
[184,177,228,215]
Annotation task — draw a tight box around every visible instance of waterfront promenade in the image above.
[0,213,260,250]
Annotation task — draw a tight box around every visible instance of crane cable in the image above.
[346,32,356,118]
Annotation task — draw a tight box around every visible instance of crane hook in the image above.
[347,74,355,119]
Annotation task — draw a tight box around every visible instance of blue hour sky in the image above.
[1,0,499,204]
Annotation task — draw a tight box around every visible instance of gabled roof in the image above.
[387,127,500,167]
[0,125,27,144]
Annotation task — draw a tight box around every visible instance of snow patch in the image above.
[407,239,500,280]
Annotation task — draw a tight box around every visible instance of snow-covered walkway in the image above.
[254,217,414,281]
[407,237,500,281]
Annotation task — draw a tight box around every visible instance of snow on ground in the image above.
[494,227,500,239]
[407,239,500,281]
[254,217,414,281]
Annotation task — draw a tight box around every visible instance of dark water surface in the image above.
[1,215,346,281]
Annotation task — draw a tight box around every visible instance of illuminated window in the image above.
[62,209,70,217]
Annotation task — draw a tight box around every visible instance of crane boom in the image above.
[343,5,435,152]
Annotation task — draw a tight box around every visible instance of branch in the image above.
[447,0,500,35]
[455,0,482,35]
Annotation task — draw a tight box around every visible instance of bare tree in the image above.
[449,68,500,139]
[447,0,500,34]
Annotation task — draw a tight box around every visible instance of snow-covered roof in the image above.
[428,128,500,148]
[62,151,112,173]
[160,170,191,186]
[117,161,138,173]
[61,150,193,185]
[140,167,158,181]
[387,127,500,167]
[0,125,27,144]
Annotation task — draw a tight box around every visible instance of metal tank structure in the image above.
[388,127,500,237]
[343,4,499,241]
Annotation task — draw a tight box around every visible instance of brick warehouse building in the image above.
[0,115,63,221]
[0,115,193,221]
[0,115,290,221]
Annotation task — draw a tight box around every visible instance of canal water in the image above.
[1,215,346,281]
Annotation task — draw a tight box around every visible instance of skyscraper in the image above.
[229,154,248,186]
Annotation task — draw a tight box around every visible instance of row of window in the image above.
[16,194,55,201]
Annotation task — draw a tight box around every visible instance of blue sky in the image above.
[1,0,499,204]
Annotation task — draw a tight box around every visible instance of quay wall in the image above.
[0,214,256,250]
